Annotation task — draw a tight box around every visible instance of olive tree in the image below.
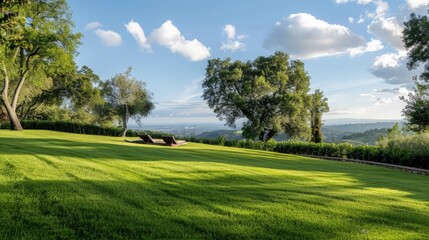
[203,52,311,141]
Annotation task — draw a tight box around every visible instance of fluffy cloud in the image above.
[264,13,368,59]
[370,52,421,85]
[368,0,389,19]
[223,24,236,39]
[367,17,404,51]
[348,39,383,56]
[220,24,246,52]
[406,0,427,9]
[95,29,122,47]
[85,21,102,30]
[150,20,210,61]
[125,20,151,50]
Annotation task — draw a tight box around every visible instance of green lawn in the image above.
[0,130,428,239]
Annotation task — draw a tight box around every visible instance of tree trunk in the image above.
[265,129,277,141]
[120,104,128,137]
[3,99,23,130]
[259,131,265,141]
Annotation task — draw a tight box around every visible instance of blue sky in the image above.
[68,0,427,125]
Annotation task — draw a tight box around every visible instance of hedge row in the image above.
[185,136,429,170]
[0,120,172,138]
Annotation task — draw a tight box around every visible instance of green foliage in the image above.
[310,89,329,143]
[0,120,169,137]
[0,130,428,239]
[377,133,429,169]
[401,79,429,132]
[184,135,429,169]
[96,67,154,136]
[341,128,390,145]
[402,11,429,132]
[0,0,82,130]
[203,52,311,141]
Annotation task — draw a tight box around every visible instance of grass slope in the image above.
[0,130,428,239]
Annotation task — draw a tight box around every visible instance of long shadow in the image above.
[0,173,428,239]
[1,136,428,203]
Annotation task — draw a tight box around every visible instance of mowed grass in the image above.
[0,130,428,239]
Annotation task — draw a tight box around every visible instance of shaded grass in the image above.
[0,130,428,239]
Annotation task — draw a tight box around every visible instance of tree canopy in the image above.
[310,89,329,143]
[0,0,81,130]
[203,52,312,141]
[402,10,429,132]
[96,67,154,137]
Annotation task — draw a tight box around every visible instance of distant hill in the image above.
[323,122,402,133]
[340,128,389,145]
[197,130,242,140]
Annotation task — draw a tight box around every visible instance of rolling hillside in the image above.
[0,130,428,239]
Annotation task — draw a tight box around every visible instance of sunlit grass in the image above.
[0,130,428,239]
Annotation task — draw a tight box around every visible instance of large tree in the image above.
[97,67,154,137]
[203,52,311,141]
[310,89,329,143]
[0,0,81,130]
[17,65,102,121]
[402,10,429,132]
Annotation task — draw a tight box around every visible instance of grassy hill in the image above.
[0,130,428,239]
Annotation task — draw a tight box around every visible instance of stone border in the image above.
[299,154,429,176]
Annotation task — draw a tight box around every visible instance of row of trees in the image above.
[0,0,154,136]
[202,52,329,142]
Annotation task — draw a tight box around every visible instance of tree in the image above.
[97,67,154,137]
[202,52,311,141]
[402,10,429,132]
[310,89,329,143]
[0,0,81,130]
[17,65,103,121]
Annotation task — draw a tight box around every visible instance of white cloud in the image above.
[336,0,389,20]
[368,0,389,19]
[221,41,245,52]
[220,24,246,52]
[348,17,354,23]
[264,13,367,59]
[125,20,151,50]
[373,87,412,96]
[85,21,102,30]
[223,24,236,39]
[95,29,122,47]
[357,15,365,24]
[367,17,404,51]
[406,0,427,9]
[348,39,384,56]
[370,51,422,84]
[150,20,210,61]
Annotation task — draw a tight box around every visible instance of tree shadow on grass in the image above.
[0,136,428,203]
[0,172,428,240]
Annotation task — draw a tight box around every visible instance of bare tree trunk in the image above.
[259,131,265,141]
[119,104,128,137]
[1,61,23,130]
[266,129,277,141]
[3,99,23,130]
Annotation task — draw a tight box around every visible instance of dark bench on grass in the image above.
[138,134,155,143]
[162,136,187,146]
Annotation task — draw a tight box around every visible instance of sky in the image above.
[68,0,428,125]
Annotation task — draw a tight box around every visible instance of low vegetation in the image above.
[1,130,428,239]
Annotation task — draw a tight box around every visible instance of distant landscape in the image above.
[133,120,404,145]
